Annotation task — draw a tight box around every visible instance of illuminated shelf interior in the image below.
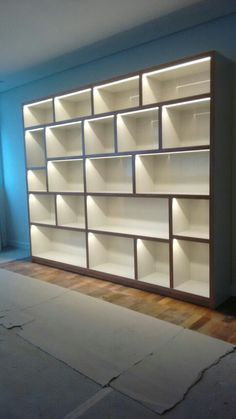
[173,198,209,239]
[29,194,55,225]
[137,239,170,287]
[135,151,210,195]
[142,57,211,104]
[55,89,92,121]
[84,116,115,155]
[89,232,134,278]
[47,160,84,192]
[25,129,45,167]
[31,225,86,267]
[117,108,159,152]
[87,196,169,238]
[94,77,139,114]
[56,195,85,229]
[162,98,210,148]
[24,100,54,128]
[46,122,82,158]
[86,156,133,193]
[27,169,47,192]
[173,239,209,297]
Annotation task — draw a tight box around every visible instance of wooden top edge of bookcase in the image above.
[22,50,216,108]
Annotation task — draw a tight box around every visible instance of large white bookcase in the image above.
[23,52,232,308]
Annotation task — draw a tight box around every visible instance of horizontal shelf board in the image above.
[175,280,209,298]
[89,262,134,279]
[57,222,85,230]
[32,251,86,267]
[30,220,56,226]
[138,273,170,288]
[172,233,209,242]
[27,166,46,171]
[88,228,169,241]
[88,225,169,240]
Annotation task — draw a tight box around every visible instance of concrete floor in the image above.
[0,267,236,418]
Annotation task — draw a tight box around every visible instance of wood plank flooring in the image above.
[1,259,236,344]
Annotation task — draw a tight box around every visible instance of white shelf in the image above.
[135,150,209,195]
[45,122,82,158]
[25,129,45,167]
[86,156,133,193]
[31,225,86,267]
[137,239,170,287]
[173,198,209,239]
[23,99,54,128]
[27,169,47,192]
[55,89,92,121]
[162,98,210,148]
[48,159,84,192]
[56,195,85,229]
[142,57,211,104]
[84,116,115,155]
[29,194,55,225]
[88,232,134,278]
[94,76,139,114]
[173,239,209,297]
[87,196,169,238]
[117,108,159,152]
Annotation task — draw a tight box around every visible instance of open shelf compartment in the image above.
[56,194,85,229]
[137,239,170,287]
[31,225,86,267]
[94,76,139,114]
[117,107,159,152]
[25,129,46,168]
[55,89,92,121]
[23,99,54,128]
[29,194,55,225]
[87,196,169,238]
[27,169,47,192]
[45,122,82,158]
[142,56,211,105]
[173,239,209,297]
[162,98,210,148]
[135,150,209,195]
[84,116,115,155]
[86,156,133,193]
[88,232,135,278]
[173,198,209,239]
[47,159,84,192]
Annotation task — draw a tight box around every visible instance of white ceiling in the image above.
[0,0,201,80]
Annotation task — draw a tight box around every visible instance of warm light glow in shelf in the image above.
[24,99,53,108]
[56,88,91,100]
[143,57,211,78]
[95,76,139,90]
[164,97,211,109]
[117,107,158,117]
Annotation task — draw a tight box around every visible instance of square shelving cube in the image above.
[86,156,132,193]
[29,194,55,225]
[31,225,86,267]
[87,196,169,238]
[117,107,159,152]
[173,239,209,297]
[25,129,46,168]
[48,159,84,192]
[27,169,47,192]
[137,239,170,287]
[162,98,210,149]
[23,99,54,128]
[142,57,211,105]
[88,232,134,278]
[55,89,92,121]
[45,122,82,158]
[84,116,115,155]
[135,150,209,195]
[173,198,209,240]
[56,195,85,229]
[94,76,139,114]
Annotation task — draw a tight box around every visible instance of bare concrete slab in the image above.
[0,326,100,419]
[19,290,182,385]
[112,329,234,414]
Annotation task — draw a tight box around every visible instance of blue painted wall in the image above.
[0,12,236,289]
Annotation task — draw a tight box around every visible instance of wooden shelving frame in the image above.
[23,51,232,308]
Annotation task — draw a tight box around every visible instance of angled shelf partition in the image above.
[23,51,232,308]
